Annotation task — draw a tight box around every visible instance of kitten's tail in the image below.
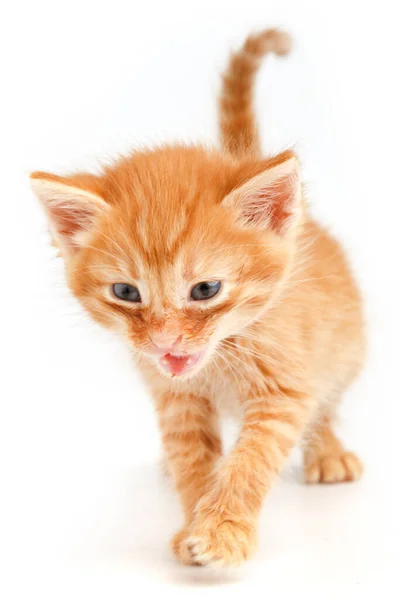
[219,29,292,158]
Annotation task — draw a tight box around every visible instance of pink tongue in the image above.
[164,353,190,374]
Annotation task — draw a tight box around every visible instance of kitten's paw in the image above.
[182,515,257,568]
[305,451,363,484]
[171,527,201,566]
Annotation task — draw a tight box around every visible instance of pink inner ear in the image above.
[50,202,95,242]
[242,173,296,234]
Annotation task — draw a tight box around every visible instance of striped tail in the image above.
[219,29,292,158]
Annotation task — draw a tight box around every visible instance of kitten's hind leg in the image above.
[303,417,363,484]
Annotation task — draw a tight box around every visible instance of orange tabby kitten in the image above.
[31,29,364,567]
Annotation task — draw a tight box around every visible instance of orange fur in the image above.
[31,29,365,568]
[220,28,292,157]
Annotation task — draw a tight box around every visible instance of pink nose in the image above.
[151,334,181,351]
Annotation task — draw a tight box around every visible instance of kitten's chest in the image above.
[209,374,244,421]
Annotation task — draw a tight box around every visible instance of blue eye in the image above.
[113,283,141,303]
[190,281,221,301]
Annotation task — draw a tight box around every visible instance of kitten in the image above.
[31,29,365,567]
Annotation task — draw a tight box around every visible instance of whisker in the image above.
[91,227,127,257]
[222,340,284,373]
[217,349,244,388]
[79,244,120,262]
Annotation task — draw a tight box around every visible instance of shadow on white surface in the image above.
[65,457,392,591]
[84,462,246,587]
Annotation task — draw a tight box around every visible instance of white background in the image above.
[1,1,399,597]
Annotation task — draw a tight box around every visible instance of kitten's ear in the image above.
[30,172,109,254]
[223,155,302,236]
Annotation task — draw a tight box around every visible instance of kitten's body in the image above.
[31,29,364,567]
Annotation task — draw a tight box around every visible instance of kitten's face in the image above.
[69,205,286,378]
[32,147,301,379]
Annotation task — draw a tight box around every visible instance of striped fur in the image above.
[31,29,365,568]
[220,29,292,157]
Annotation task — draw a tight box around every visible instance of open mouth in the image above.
[159,351,204,376]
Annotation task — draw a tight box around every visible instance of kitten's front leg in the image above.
[184,389,314,567]
[156,392,222,564]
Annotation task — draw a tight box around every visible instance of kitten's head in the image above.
[31,146,302,378]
